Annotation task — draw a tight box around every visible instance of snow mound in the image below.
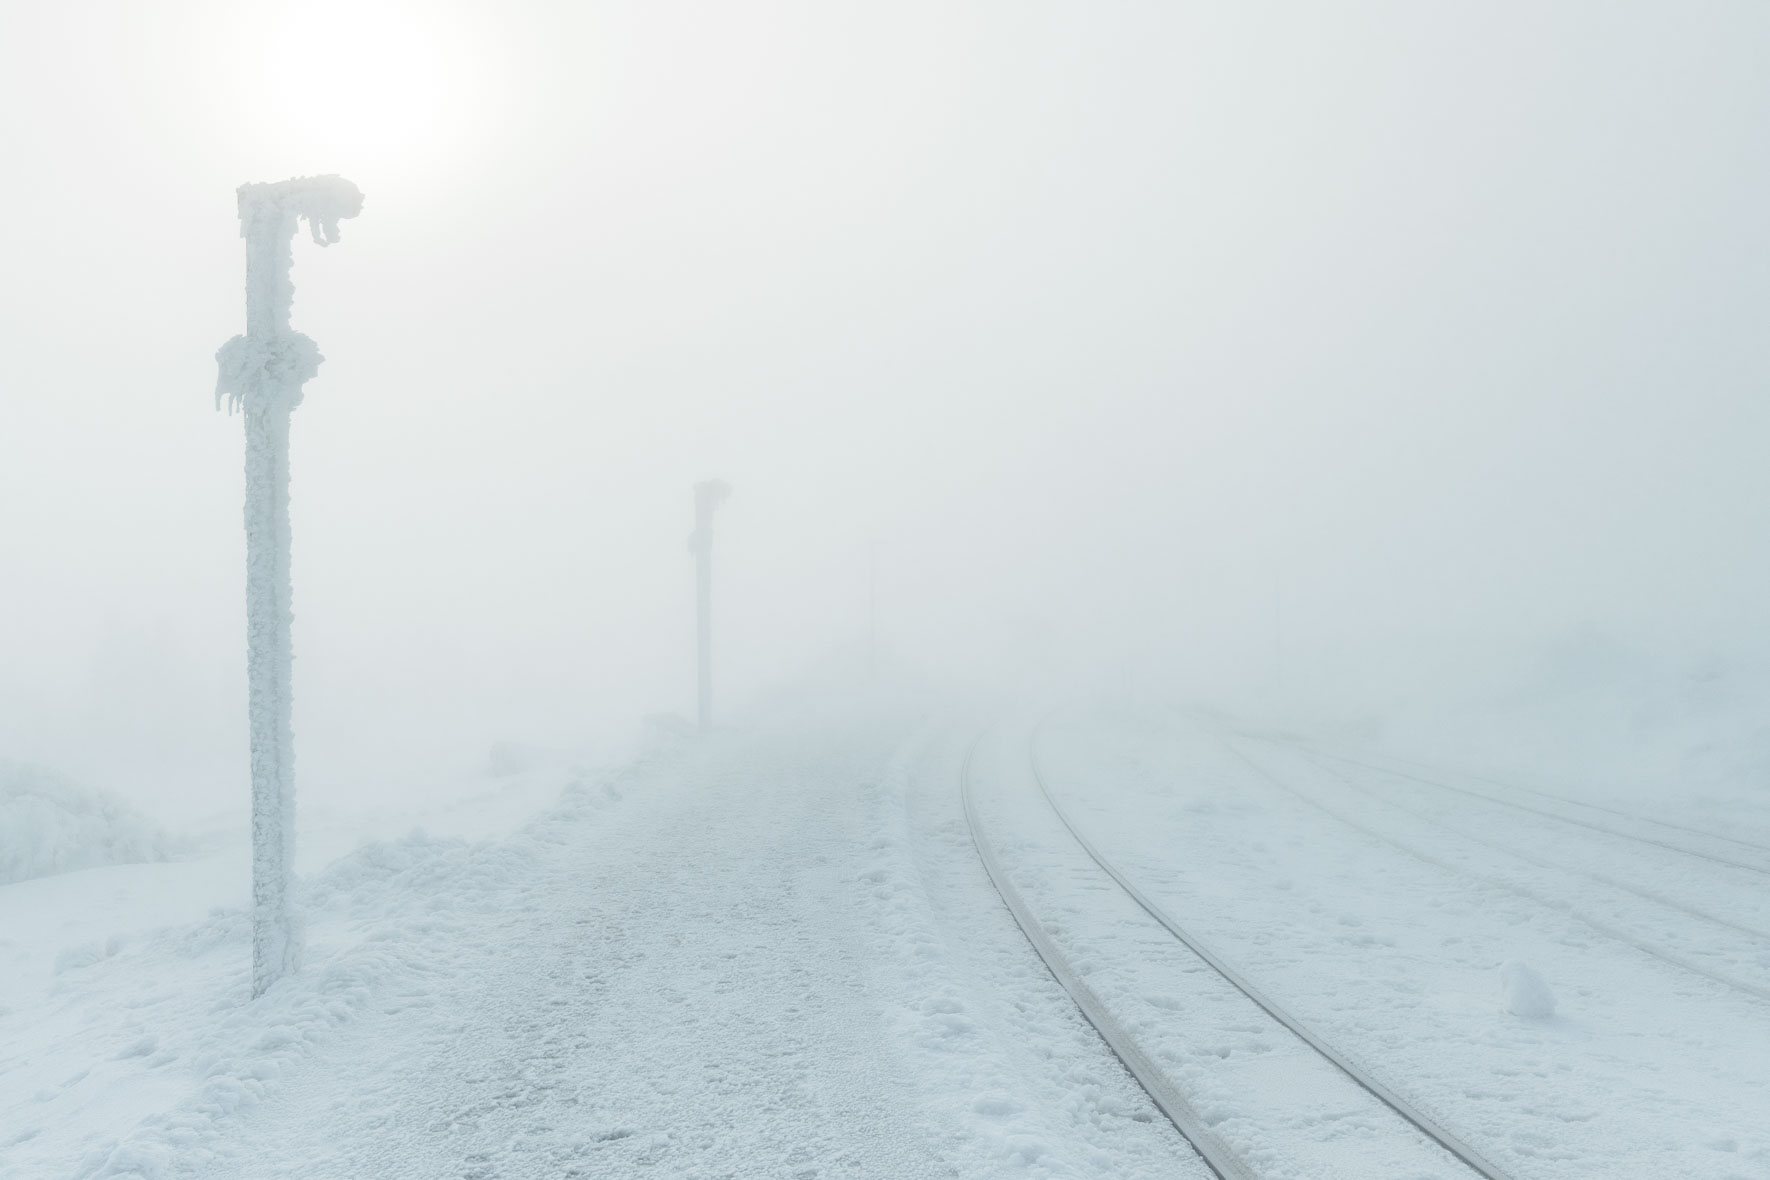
[1497,959,1557,1019]
[0,760,172,885]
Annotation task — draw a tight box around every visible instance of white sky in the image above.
[2,1,1768,816]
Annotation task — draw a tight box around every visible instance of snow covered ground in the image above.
[1033,712,1770,1179]
[4,702,1768,1178]
[2,707,1189,1179]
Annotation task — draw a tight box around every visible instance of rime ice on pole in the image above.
[214,175,362,998]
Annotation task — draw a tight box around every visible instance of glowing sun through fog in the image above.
[261,5,464,159]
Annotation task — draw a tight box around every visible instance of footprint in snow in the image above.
[113,1035,157,1060]
[972,1094,1025,1118]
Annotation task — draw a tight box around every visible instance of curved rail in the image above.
[959,734,1259,1180]
[1304,747,1770,879]
[1222,738,1770,1006]
[1320,746,1770,858]
[1294,748,1770,946]
[1027,728,1515,1180]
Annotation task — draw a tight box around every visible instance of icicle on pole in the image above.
[214,176,363,998]
[689,480,731,732]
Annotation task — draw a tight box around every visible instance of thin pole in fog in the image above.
[868,539,878,681]
[213,176,363,999]
[1273,574,1284,694]
[689,480,731,732]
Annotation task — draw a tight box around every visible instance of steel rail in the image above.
[1221,737,1770,1007]
[1292,748,1770,947]
[1313,745,1770,858]
[1027,727,1515,1180]
[959,734,1259,1180]
[1302,747,1770,879]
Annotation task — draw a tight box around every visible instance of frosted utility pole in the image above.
[214,176,363,998]
[689,480,731,731]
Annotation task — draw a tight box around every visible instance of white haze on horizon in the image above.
[1,1,1767,823]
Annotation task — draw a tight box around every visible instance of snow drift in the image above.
[1498,960,1557,1020]
[0,759,172,884]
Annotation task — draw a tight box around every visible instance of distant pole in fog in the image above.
[868,539,878,681]
[689,480,731,731]
[213,175,363,998]
[1273,574,1284,693]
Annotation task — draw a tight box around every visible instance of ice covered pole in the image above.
[214,176,363,998]
[688,480,731,732]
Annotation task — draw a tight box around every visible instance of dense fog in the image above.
[3,1,1768,823]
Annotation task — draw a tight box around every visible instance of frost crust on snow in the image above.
[0,760,170,885]
[1497,959,1557,1019]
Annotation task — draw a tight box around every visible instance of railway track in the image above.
[1301,746,1770,879]
[961,727,1514,1180]
[1316,747,1770,860]
[1218,736,1770,1006]
[1291,747,1770,946]
[960,735,1257,1180]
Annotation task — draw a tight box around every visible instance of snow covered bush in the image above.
[0,759,171,884]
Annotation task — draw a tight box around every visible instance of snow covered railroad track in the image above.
[1291,749,1770,947]
[1305,747,1770,861]
[960,736,1260,1180]
[963,729,1514,1180]
[1225,738,1770,1007]
[1300,746,1770,879]
[1031,733,1514,1180]
[1217,739,1770,1004]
